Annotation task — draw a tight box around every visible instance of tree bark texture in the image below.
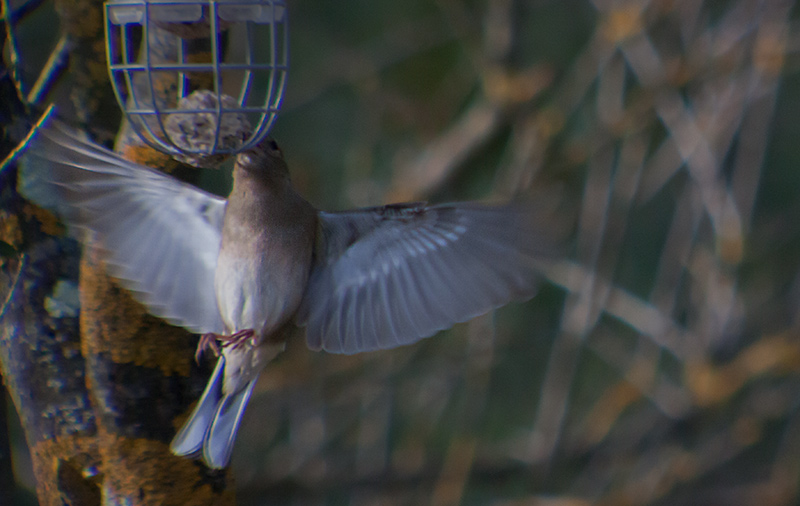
[0,0,238,501]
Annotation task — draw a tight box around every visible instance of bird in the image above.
[19,117,559,469]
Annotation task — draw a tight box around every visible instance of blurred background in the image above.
[7,0,800,505]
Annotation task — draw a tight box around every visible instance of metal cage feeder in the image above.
[104,0,288,156]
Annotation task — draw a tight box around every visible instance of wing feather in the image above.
[299,202,553,354]
[20,120,226,334]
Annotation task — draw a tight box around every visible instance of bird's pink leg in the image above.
[195,333,221,363]
[195,329,256,363]
[220,329,257,351]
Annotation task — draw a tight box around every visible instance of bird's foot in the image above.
[195,329,256,363]
[220,328,257,351]
[195,333,220,363]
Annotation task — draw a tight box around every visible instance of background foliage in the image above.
[5,0,800,505]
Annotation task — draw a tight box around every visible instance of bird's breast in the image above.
[214,201,315,339]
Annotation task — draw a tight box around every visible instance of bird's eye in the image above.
[266,138,282,157]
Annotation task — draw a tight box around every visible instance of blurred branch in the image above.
[27,34,70,106]
[1,0,25,96]
[387,67,553,202]
[286,14,457,111]
[387,100,502,201]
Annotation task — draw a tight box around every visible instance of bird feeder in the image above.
[104,0,288,155]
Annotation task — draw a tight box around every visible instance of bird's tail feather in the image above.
[203,376,257,469]
[170,358,225,457]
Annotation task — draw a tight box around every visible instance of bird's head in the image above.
[234,136,290,183]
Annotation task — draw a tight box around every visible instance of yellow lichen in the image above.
[0,211,23,248]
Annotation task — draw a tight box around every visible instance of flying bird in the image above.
[20,118,557,469]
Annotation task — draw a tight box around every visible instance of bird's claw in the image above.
[221,328,256,351]
[194,329,257,363]
[195,333,222,363]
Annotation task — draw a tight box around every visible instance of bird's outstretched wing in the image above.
[298,202,553,354]
[19,120,227,334]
